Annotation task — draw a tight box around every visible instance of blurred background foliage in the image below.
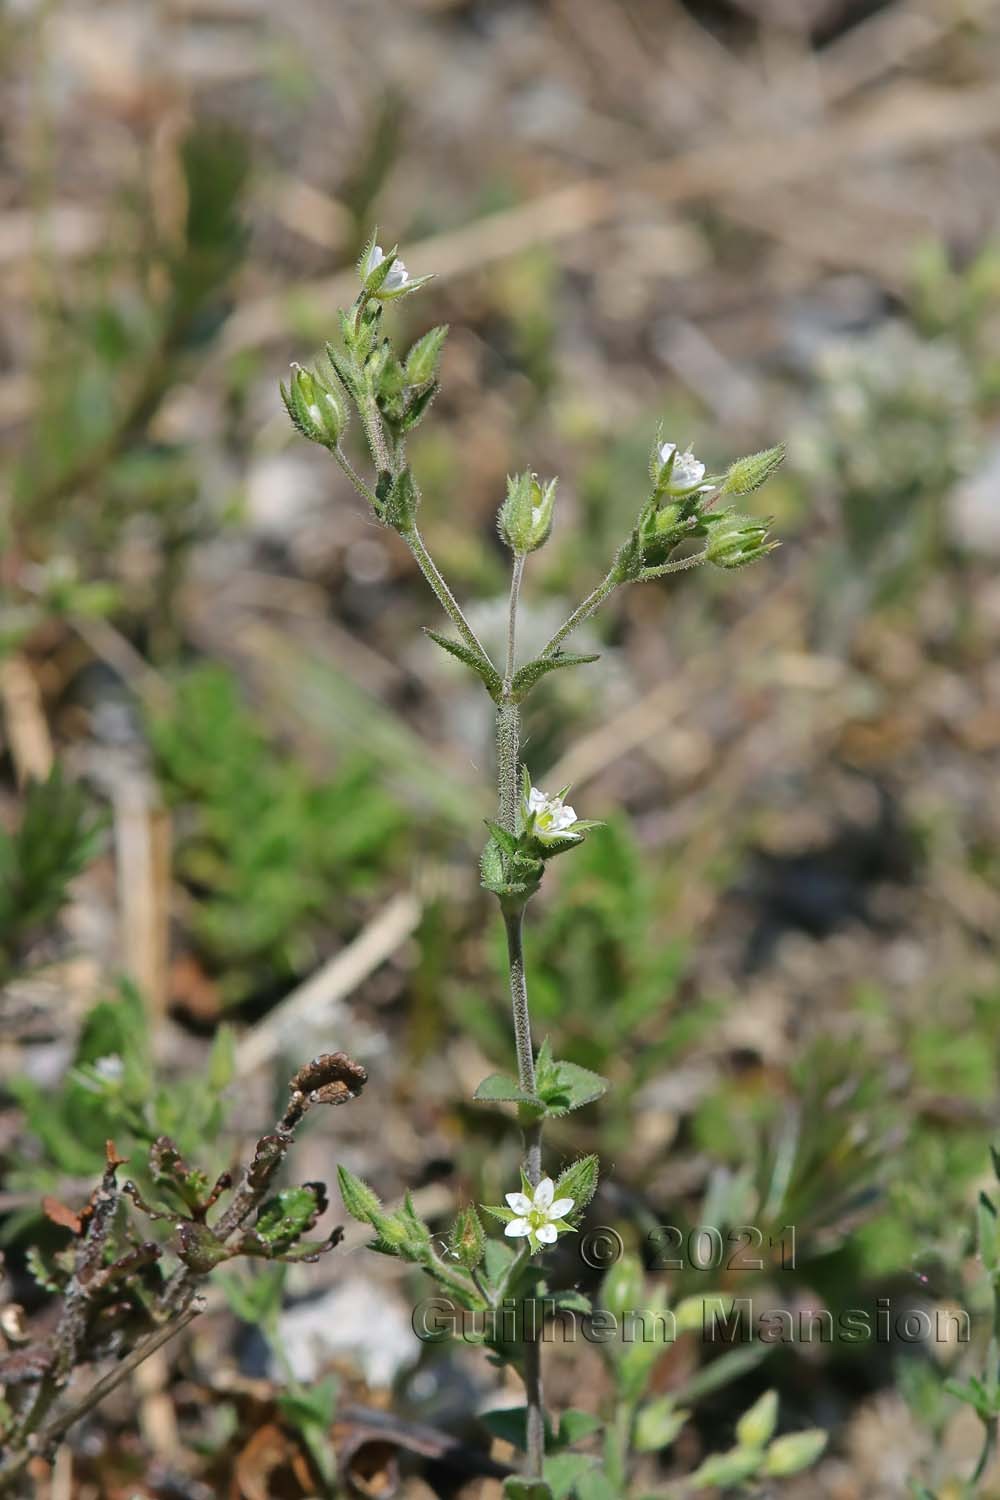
[2,0,1000,1494]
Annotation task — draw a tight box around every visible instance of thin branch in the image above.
[404,524,495,666]
[538,570,618,659]
[504,553,526,693]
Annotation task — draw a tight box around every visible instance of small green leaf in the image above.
[254,1184,325,1251]
[482,1407,555,1450]
[484,820,518,856]
[424,629,502,700]
[504,1481,553,1500]
[634,1396,688,1453]
[555,1409,603,1447]
[480,836,507,894]
[575,1472,617,1500]
[401,380,439,432]
[550,1288,592,1315]
[544,1452,595,1498]
[537,1061,609,1115]
[474,1073,538,1105]
[481,1204,519,1226]
[761,1429,828,1477]
[511,651,599,701]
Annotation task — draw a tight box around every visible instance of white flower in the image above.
[504,1177,575,1250]
[93,1054,124,1082]
[658,441,707,491]
[364,243,410,293]
[527,785,578,836]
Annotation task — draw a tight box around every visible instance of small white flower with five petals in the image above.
[527,785,578,837]
[504,1177,575,1252]
[363,243,410,294]
[657,441,709,493]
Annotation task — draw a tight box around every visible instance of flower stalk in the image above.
[283,237,786,1494]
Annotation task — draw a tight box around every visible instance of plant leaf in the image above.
[424,629,502,700]
[474,1073,541,1106]
[511,652,599,701]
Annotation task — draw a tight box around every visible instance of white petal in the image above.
[528,787,546,811]
[505,1218,531,1237]
[535,1223,558,1244]
[659,442,676,465]
[505,1192,532,1215]
[533,1178,554,1210]
[548,1198,574,1219]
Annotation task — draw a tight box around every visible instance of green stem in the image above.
[539,570,617,659]
[360,393,393,476]
[638,549,709,580]
[495,569,546,1479]
[504,552,526,692]
[605,1398,635,1493]
[332,446,378,508]
[404,524,494,665]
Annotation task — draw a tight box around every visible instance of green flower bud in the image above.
[450,1205,486,1270]
[280,362,346,449]
[405,325,449,387]
[690,1447,762,1490]
[704,511,776,569]
[336,1164,382,1225]
[736,1389,778,1449]
[761,1429,828,1476]
[601,1253,644,1322]
[497,473,557,554]
[721,443,785,496]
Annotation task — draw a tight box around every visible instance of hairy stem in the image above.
[404,524,494,665]
[332,446,378,508]
[495,565,545,1479]
[504,552,526,692]
[639,548,708,580]
[539,570,617,659]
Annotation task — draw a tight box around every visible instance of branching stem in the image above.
[539,570,617,659]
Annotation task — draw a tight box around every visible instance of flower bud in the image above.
[405,325,449,387]
[497,473,557,554]
[761,1429,828,1476]
[736,1389,778,1449]
[704,511,776,569]
[601,1253,644,1322]
[358,233,432,301]
[690,1448,762,1490]
[280,362,346,449]
[721,443,786,496]
[652,440,712,496]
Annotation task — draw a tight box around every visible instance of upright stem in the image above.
[504,552,526,693]
[495,554,545,1479]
